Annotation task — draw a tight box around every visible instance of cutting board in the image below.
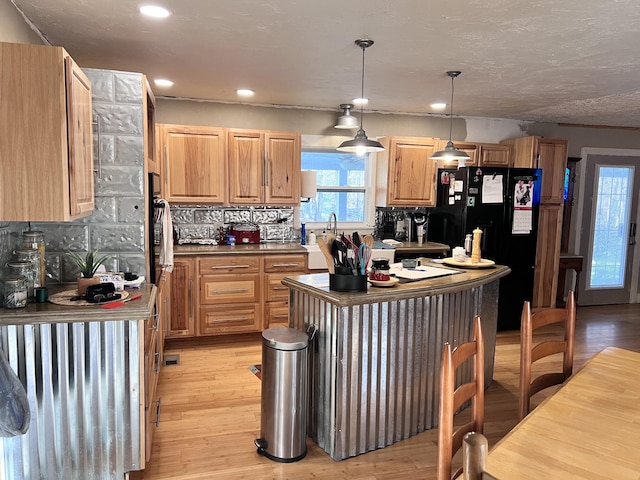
[389,264,460,281]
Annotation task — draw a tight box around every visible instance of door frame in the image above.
[574,147,640,303]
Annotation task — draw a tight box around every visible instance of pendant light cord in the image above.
[359,42,366,129]
[448,74,455,142]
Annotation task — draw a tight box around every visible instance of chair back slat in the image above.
[437,316,485,480]
[519,291,576,420]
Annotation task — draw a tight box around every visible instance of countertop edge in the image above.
[282,265,510,306]
[0,284,157,325]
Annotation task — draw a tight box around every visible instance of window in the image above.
[299,149,373,227]
[589,165,633,288]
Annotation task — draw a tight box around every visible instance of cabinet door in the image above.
[501,136,537,168]
[537,139,568,204]
[167,258,196,338]
[264,132,301,205]
[144,78,158,173]
[228,129,264,204]
[161,125,226,204]
[533,204,563,308]
[381,137,439,206]
[65,56,95,217]
[478,143,511,167]
[434,140,478,169]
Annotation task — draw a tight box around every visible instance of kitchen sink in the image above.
[302,244,395,271]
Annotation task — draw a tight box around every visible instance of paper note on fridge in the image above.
[482,175,504,203]
[512,209,533,234]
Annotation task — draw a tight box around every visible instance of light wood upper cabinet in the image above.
[228,129,264,204]
[478,143,511,167]
[0,42,94,221]
[433,141,511,168]
[375,136,439,207]
[264,132,301,204]
[158,124,227,204]
[228,129,301,205]
[144,78,157,174]
[501,136,568,204]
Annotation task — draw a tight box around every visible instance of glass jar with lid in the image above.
[22,230,46,286]
[3,276,28,308]
[6,261,35,302]
[14,247,42,289]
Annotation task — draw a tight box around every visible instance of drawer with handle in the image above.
[265,273,294,302]
[263,254,307,273]
[200,274,260,304]
[199,256,261,274]
[199,304,261,335]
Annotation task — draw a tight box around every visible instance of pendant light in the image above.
[337,39,385,155]
[334,103,359,129]
[429,70,470,167]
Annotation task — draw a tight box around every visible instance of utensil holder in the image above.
[329,274,367,292]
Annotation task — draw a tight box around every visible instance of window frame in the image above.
[299,141,377,232]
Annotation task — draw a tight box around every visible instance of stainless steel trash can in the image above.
[254,327,309,462]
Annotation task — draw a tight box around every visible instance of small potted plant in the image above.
[67,249,111,296]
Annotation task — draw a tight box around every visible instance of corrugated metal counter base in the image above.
[0,320,142,479]
[290,281,499,461]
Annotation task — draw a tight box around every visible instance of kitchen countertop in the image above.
[172,242,307,255]
[283,264,510,307]
[0,284,156,325]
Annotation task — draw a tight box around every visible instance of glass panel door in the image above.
[579,156,639,305]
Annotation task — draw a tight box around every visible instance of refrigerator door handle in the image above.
[630,222,637,245]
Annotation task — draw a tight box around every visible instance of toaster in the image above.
[229,224,261,244]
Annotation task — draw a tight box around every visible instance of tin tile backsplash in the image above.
[171,205,296,244]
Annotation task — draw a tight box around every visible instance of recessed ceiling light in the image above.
[353,97,368,106]
[431,102,447,111]
[139,5,171,18]
[154,78,174,87]
[237,89,255,97]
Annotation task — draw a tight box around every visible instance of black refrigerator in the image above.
[428,166,542,330]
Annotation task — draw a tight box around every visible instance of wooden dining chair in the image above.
[437,316,485,480]
[519,290,576,420]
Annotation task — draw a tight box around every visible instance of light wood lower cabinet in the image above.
[263,253,307,328]
[144,276,168,462]
[168,252,307,337]
[166,258,196,338]
[533,204,563,308]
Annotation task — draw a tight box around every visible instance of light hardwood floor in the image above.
[131,304,640,480]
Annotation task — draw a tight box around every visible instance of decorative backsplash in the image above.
[170,205,297,244]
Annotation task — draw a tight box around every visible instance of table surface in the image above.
[485,347,640,480]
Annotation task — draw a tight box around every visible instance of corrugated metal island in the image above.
[282,264,510,461]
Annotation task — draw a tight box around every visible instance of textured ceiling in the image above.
[11,0,640,127]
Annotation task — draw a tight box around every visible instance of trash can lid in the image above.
[262,327,309,351]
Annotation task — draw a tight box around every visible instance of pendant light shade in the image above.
[430,71,470,167]
[337,39,384,155]
[334,103,359,129]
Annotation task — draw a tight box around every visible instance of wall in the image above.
[156,98,530,143]
[0,0,43,44]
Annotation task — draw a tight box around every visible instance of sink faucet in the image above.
[327,212,338,236]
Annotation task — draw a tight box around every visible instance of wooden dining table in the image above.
[484,347,640,479]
